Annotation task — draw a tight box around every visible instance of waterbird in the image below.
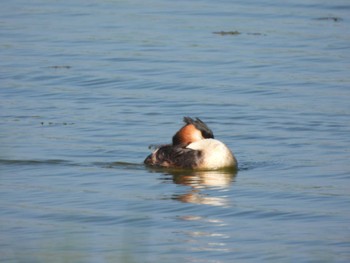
[144,117,237,170]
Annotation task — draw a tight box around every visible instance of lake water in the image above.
[1,0,350,262]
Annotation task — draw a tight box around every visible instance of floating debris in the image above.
[315,17,343,22]
[213,31,241,36]
[246,32,266,36]
[40,122,75,126]
[213,31,265,36]
[48,65,72,69]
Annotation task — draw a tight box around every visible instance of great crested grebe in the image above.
[144,117,237,170]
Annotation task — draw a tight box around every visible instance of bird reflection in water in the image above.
[166,168,237,207]
[145,167,237,255]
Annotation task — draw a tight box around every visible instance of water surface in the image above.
[1,0,350,262]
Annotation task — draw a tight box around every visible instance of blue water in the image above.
[1,0,350,262]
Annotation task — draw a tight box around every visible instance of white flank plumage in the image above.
[186,139,237,169]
